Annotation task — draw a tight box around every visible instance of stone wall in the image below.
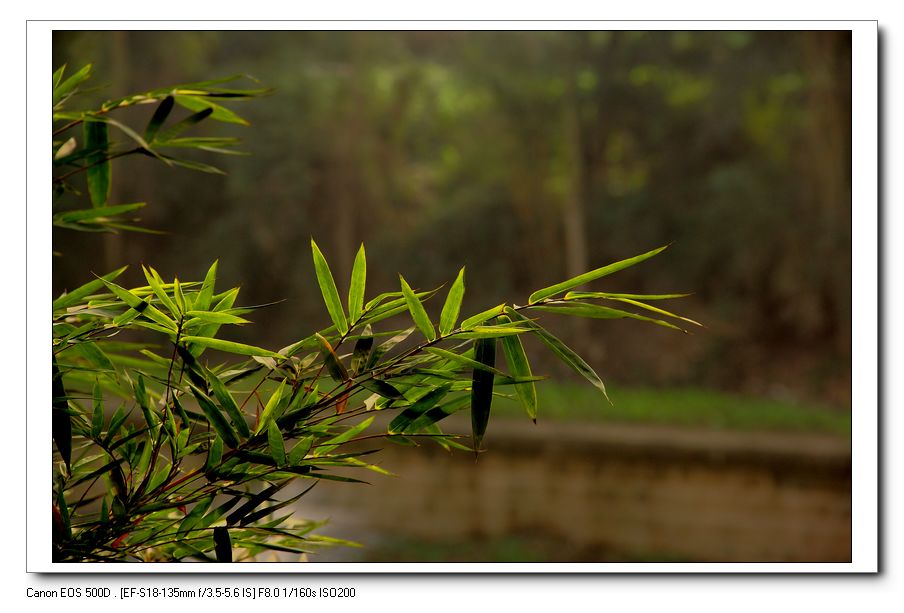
[296,418,851,562]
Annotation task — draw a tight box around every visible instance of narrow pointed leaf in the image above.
[505,307,610,404]
[399,275,436,342]
[315,333,349,382]
[144,95,175,142]
[213,527,233,562]
[461,303,505,330]
[565,291,692,301]
[388,385,452,434]
[181,336,283,358]
[439,267,466,336]
[350,324,373,376]
[529,302,687,333]
[99,277,178,331]
[311,240,349,335]
[498,315,538,422]
[348,243,366,323]
[53,266,128,312]
[360,379,405,400]
[268,421,287,467]
[83,120,110,207]
[528,244,670,304]
[141,265,179,316]
[424,347,505,376]
[208,372,251,437]
[365,327,415,370]
[256,380,287,435]
[470,338,496,453]
[91,379,105,437]
[205,436,224,471]
[189,384,240,448]
[52,360,72,472]
[195,260,218,311]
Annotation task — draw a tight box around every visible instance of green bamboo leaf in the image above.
[268,421,287,467]
[185,311,251,326]
[424,347,506,376]
[205,436,224,471]
[461,303,505,330]
[53,265,128,312]
[195,260,218,311]
[83,120,110,207]
[528,244,670,304]
[52,359,72,472]
[470,338,496,454]
[181,336,283,358]
[141,265,179,316]
[317,416,375,451]
[54,202,146,224]
[505,307,610,404]
[174,94,249,126]
[498,315,538,422]
[144,95,175,142]
[565,293,702,327]
[190,384,240,448]
[399,275,436,342]
[529,302,687,333]
[455,325,533,339]
[365,327,414,370]
[208,372,251,438]
[53,63,92,107]
[179,496,215,534]
[565,291,692,301]
[288,437,314,465]
[156,107,213,141]
[311,239,349,335]
[349,243,366,323]
[360,379,405,400]
[439,267,466,336]
[99,277,178,331]
[213,527,233,563]
[256,380,287,435]
[91,380,104,437]
[350,324,373,376]
[315,333,350,383]
[388,385,452,434]
[173,278,186,313]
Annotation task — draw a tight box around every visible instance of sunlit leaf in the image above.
[316,333,349,383]
[498,315,538,422]
[528,244,670,304]
[348,243,366,323]
[311,239,349,335]
[399,275,436,342]
[53,266,128,312]
[181,336,283,358]
[529,301,687,333]
[505,307,610,404]
[439,267,465,336]
[461,303,505,330]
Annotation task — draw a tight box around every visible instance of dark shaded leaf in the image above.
[213,527,233,562]
[470,338,496,454]
[144,95,175,142]
[83,120,110,207]
[350,324,373,376]
[388,385,452,434]
[52,359,72,472]
[189,384,240,448]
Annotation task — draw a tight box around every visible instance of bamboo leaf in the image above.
[528,244,670,304]
[399,275,436,342]
[317,416,375,451]
[190,384,240,448]
[498,315,538,422]
[529,302,687,333]
[83,120,111,207]
[365,327,415,370]
[91,379,105,437]
[184,311,250,326]
[388,385,452,434]
[53,265,128,312]
[315,333,349,383]
[256,380,287,435]
[52,359,72,472]
[205,436,224,471]
[311,239,349,335]
[360,379,405,400]
[348,243,366,323]
[350,324,373,376]
[141,265,179,316]
[213,527,233,562]
[144,95,175,142]
[424,347,506,376]
[174,94,249,126]
[470,338,496,454]
[565,293,702,327]
[53,63,92,107]
[565,291,692,301]
[195,260,218,311]
[268,421,287,467]
[208,371,251,438]
[181,336,283,358]
[439,267,466,336]
[505,307,610,404]
[98,277,178,331]
[461,303,505,330]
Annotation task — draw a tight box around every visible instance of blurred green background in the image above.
[52,30,851,430]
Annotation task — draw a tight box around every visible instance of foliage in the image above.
[51,65,697,562]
